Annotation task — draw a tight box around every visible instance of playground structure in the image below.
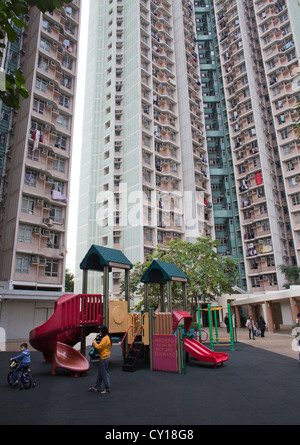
[197,304,236,351]
[29,245,230,376]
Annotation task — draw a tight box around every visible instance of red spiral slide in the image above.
[184,338,228,368]
[29,294,103,377]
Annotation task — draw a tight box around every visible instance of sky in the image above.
[66,1,90,273]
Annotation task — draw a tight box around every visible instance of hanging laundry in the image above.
[255,172,263,185]
[52,189,68,203]
[33,130,40,151]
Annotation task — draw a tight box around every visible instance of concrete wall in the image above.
[0,290,61,341]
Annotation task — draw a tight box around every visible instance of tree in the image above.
[121,237,239,312]
[65,268,74,293]
[0,0,73,109]
[278,264,300,289]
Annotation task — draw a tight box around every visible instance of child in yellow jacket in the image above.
[89,326,112,394]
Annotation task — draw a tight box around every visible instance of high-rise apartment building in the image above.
[194,1,245,288]
[75,0,213,294]
[75,0,300,297]
[0,1,81,292]
[211,0,300,293]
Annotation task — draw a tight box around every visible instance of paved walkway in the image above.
[233,327,298,360]
[3,327,298,358]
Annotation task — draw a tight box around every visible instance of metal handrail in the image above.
[120,325,133,355]
[129,325,144,358]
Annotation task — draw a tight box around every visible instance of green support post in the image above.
[207,304,214,351]
[227,303,235,351]
[197,305,202,342]
[176,328,186,375]
[213,307,219,344]
[233,313,237,342]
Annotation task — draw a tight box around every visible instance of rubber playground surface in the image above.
[1,331,300,427]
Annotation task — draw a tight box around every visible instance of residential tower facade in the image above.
[75,0,213,294]
[213,0,300,293]
[0,1,81,292]
[75,0,300,297]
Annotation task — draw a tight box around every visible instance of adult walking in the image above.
[224,313,230,333]
[89,325,112,394]
[259,316,266,338]
[246,315,255,340]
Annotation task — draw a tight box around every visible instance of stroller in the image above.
[253,326,261,337]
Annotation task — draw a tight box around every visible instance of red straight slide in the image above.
[30,294,103,376]
[184,338,228,368]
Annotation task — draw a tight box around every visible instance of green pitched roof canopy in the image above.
[141,260,189,284]
[80,245,133,272]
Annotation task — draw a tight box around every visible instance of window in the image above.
[33,99,45,114]
[40,38,51,52]
[52,158,65,173]
[56,114,68,129]
[45,259,59,277]
[36,77,47,93]
[22,196,34,214]
[66,5,76,19]
[281,129,289,140]
[46,233,60,249]
[65,21,75,36]
[49,206,62,223]
[60,75,72,89]
[292,194,300,206]
[55,135,67,150]
[58,94,70,109]
[273,86,281,96]
[62,55,73,70]
[286,160,295,172]
[24,171,38,187]
[27,146,40,162]
[42,19,52,33]
[144,228,152,242]
[15,255,30,274]
[251,277,260,288]
[38,56,49,72]
[18,225,33,244]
